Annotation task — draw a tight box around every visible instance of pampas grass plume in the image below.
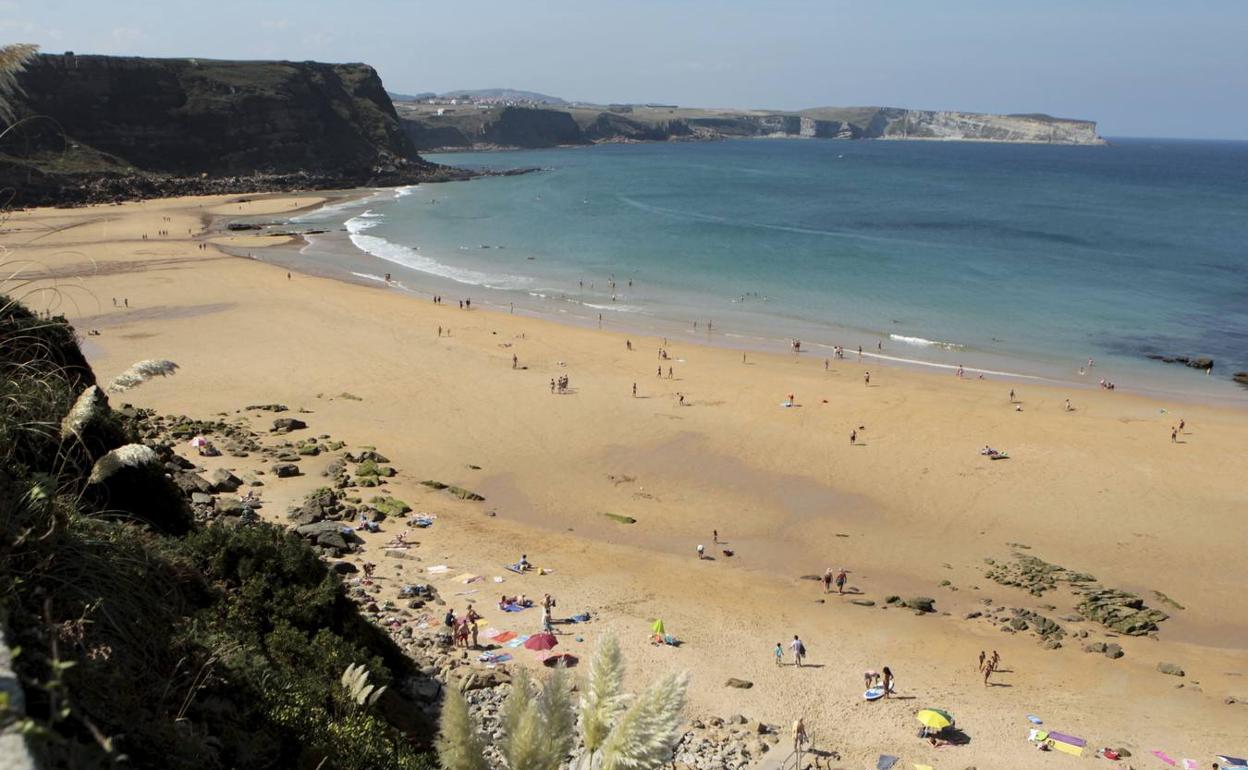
[107,359,179,392]
[87,443,158,484]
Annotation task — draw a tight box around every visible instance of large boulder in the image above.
[271,462,301,478]
[208,468,243,493]
[271,417,308,433]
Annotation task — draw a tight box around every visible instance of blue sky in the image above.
[4,0,1245,138]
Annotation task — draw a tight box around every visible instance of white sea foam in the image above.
[889,333,965,351]
[350,271,388,283]
[344,216,531,290]
[583,302,644,313]
[393,185,419,198]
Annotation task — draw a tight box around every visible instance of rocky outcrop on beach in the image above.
[395,98,1105,151]
[1,53,471,206]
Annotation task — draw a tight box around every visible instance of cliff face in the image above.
[396,100,1104,151]
[3,53,460,205]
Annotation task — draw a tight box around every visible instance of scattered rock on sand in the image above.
[1103,643,1125,659]
[271,462,301,478]
[208,467,243,493]
[724,678,754,689]
[852,599,876,607]
[245,403,288,412]
[904,597,936,613]
[271,417,308,433]
[1157,662,1185,677]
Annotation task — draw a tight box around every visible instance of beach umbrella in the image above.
[915,709,954,730]
[524,632,558,651]
[651,618,665,635]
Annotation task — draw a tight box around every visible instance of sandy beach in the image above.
[5,191,1247,769]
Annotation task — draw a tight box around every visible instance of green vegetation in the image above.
[0,293,435,769]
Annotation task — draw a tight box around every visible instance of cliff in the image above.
[395,100,1104,151]
[1,53,467,205]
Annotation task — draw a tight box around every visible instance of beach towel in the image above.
[481,628,503,640]
[1047,732,1085,747]
[427,565,449,574]
[1217,756,1248,767]
[479,652,512,664]
[1051,740,1083,757]
[493,631,517,644]
[1152,750,1177,766]
[914,765,934,770]
[505,635,530,648]
[1183,760,1199,770]
[504,564,524,574]
[502,603,528,612]
[876,755,898,770]
[1027,729,1048,742]
[452,573,477,583]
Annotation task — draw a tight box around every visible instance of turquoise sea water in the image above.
[290,138,1248,401]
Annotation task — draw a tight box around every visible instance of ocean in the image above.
[286,137,1248,401]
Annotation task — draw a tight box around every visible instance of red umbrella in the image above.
[524,632,558,651]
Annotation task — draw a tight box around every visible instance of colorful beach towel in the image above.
[493,631,517,644]
[505,635,530,648]
[913,765,934,770]
[876,755,898,770]
[1183,760,1199,770]
[1047,732,1085,748]
[502,603,528,612]
[481,628,503,640]
[1152,750,1177,766]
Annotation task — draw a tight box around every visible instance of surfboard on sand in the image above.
[864,687,885,701]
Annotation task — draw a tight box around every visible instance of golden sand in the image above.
[5,191,1246,768]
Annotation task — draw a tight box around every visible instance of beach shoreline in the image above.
[255,164,1248,407]
[5,190,1247,769]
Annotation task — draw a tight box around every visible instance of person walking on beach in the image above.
[512,354,518,369]
[657,366,662,378]
[824,358,829,371]
[1171,426,1178,443]
[835,568,847,594]
[678,393,686,406]
[1179,418,1185,432]
[792,717,809,755]
[882,666,895,697]
[1064,398,1072,412]
[850,429,857,445]
[774,642,784,667]
[822,568,833,593]
[632,382,637,397]
[983,659,995,686]
[863,371,870,386]
[978,650,986,672]
[668,366,673,378]
[991,650,1000,669]
[790,635,807,667]
[626,339,632,350]
[696,544,705,559]
[1009,388,1015,403]
[713,529,719,544]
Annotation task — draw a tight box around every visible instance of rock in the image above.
[1083,642,1107,653]
[1157,662,1185,677]
[271,462,301,478]
[1186,357,1213,370]
[330,561,358,574]
[271,417,308,433]
[245,403,288,412]
[1233,371,1248,389]
[963,611,982,619]
[289,486,341,524]
[208,468,243,493]
[904,597,936,613]
[173,472,213,495]
[1103,643,1124,659]
[851,599,876,607]
[724,678,754,689]
[190,492,214,506]
[216,497,246,516]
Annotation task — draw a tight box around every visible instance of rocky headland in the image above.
[394,100,1106,151]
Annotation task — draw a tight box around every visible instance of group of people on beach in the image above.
[550,375,571,393]
[978,649,1001,685]
[822,567,849,594]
